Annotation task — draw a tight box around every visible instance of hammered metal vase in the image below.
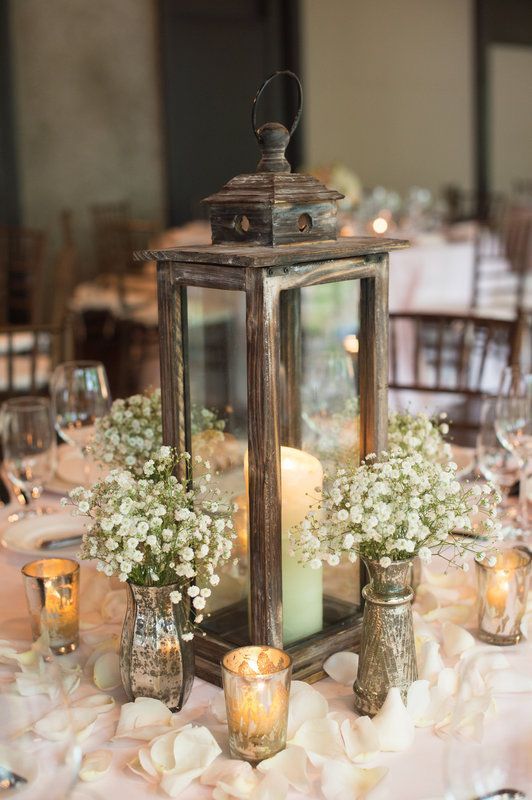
[120,582,195,711]
[353,558,417,716]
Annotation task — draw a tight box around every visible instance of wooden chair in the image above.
[470,208,532,312]
[91,201,159,280]
[50,210,78,328]
[0,225,47,325]
[389,311,525,445]
[0,322,70,402]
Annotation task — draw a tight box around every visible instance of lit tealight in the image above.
[343,334,359,355]
[372,216,389,234]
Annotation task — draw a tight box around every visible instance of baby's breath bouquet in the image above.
[66,446,235,631]
[290,450,501,571]
[91,388,225,478]
[388,410,452,462]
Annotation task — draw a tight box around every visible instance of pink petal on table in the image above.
[258,745,311,793]
[340,716,380,763]
[101,589,127,624]
[210,689,227,723]
[372,688,415,752]
[79,750,113,782]
[115,697,175,740]
[73,692,115,714]
[201,758,257,798]
[253,770,289,800]
[323,652,359,686]
[291,718,345,767]
[406,680,431,725]
[419,641,444,685]
[321,760,387,800]
[93,651,121,690]
[287,680,328,739]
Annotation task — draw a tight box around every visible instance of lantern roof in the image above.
[201,72,346,247]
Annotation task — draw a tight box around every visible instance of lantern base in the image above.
[195,596,363,686]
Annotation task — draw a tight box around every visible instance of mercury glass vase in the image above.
[354,557,417,716]
[120,582,195,711]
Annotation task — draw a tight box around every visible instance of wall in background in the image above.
[490,44,532,195]
[9,0,165,279]
[301,0,473,196]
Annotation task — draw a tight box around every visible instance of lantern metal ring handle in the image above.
[251,70,303,142]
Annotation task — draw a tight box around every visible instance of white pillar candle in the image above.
[245,446,323,644]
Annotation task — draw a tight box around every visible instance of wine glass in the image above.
[477,398,520,537]
[494,366,532,533]
[1,396,56,517]
[50,361,111,484]
[0,632,81,798]
[444,645,532,799]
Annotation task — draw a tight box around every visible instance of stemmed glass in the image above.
[50,361,111,484]
[494,366,532,534]
[476,397,520,537]
[1,396,56,518]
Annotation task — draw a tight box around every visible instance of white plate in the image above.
[0,511,87,557]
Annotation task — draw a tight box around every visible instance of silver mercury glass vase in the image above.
[353,557,417,716]
[120,582,195,711]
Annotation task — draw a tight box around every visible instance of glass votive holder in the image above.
[22,558,80,654]
[475,548,531,645]
[221,645,292,764]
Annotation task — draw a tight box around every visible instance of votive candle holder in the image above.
[222,645,292,764]
[22,558,80,654]
[475,547,531,645]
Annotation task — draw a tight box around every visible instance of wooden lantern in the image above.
[137,71,408,684]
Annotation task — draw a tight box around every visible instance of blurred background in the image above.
[1,0,531,444]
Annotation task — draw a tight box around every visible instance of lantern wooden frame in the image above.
[137,236,407,685]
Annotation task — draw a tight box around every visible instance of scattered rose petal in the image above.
[73,693,115,714]
[422,569,465,589]
[253,770,289,800]
[33,707,99,742]
[442,622,475,658]
[210,690,227,723]
[291,718,345,766]
[93,652,121,691]
[372,687,415,752]
[85,635,119,671]
[201,758,257,798]
[340,716,380,763]
[323,652,359,686]
[79,750,113,782]
[321,760,387,800]
[159,726,222,797]
[258,745,311,793]
[79,611,104,630]
[419,641,444,684]
[115,697,173,740]
[287,681,328,739]
[437,668,458,698]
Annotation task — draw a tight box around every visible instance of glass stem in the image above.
[518,458,530,533]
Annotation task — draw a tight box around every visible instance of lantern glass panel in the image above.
[187,286,249,645]
[279,280,362,647]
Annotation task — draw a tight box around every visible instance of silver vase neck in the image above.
[362,558,413,597]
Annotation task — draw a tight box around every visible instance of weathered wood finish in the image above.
[280,288,302,448]
[359,255,389,458]
[134,235,409,268]
[246,268,283,647]
[157,265,190,480]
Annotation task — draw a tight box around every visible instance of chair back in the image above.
[389,311,525,443]
[0,225,47,325]
[0,323,70,402]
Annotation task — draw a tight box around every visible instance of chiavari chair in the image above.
[0,225,47,325]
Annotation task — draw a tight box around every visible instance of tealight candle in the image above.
[222,645,292,764]
[475,548,531,645]
[22,558,80,654]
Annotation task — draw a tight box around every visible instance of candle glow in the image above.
[22,558,80,654]
[476,548,531,645]
[222,645,292,764]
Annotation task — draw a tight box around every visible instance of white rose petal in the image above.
[80,749,113,782]
[323,651,359,686]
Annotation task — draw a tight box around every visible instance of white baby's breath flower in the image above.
[379,556,392,568]
[182,632,194,642]
[170,590,182,604]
